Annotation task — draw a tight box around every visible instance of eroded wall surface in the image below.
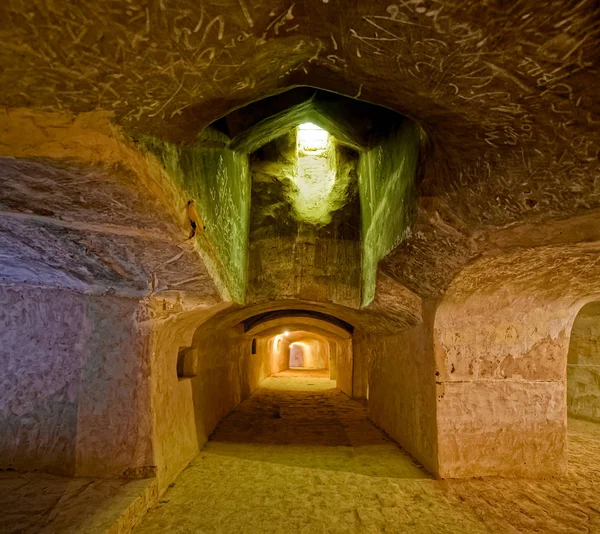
[0,285,153,477]
[435,298,568,477]
[358,122,420,305]
[432,246,600,478]
[139,136,251,303]
[568,302,600,422]
[0,286,83,474]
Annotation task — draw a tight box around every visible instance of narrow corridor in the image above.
[134,369,600,533]
[134,370,482,533]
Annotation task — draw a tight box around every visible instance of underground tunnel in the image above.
[1,1,600,533]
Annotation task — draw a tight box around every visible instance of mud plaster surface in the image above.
[135,371,600,533]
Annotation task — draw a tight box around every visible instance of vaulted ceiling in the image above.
[0,0,599,317]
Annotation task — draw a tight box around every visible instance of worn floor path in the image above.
[0,473,156,533]
[136,369,600,534]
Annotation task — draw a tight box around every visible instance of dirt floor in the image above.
[134,369,600,533]
[0,472,156,533]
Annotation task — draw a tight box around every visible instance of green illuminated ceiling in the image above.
[139,88,421,306]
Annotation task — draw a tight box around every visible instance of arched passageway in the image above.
[148,304,359,489]
[1,1,600,532]
[568,302,600,423]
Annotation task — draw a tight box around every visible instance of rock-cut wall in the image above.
[358,301,438,475]
[247,134,361,307]
[358,121,420,306]
[568,301,600,422]
[150,315,289,492]
[0,285,153,477]
[138,134,251,303]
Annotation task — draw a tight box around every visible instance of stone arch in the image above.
[567,301,600,423]
[434,243,600,477]
[246,316,353,395]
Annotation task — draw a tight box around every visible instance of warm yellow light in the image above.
[284,331,290,337]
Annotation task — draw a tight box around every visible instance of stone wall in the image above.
[247,134,361,307]
[358,121,420,305]
[150,313,289,492]
[568,301,600,422]
[75,295,153,478]
[432,248,593,478]
[138,134,251,303]
[329,340,338,380]
[335,338,354,398]
[435,298,569,477]
[0,285,153,477]
[0,286,83,474]
[290,339,329,369]
[359,302,438,475]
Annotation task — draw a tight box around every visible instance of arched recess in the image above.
[202,86,423,308]
[147,301,357,493]
[245,315,353,396]
[434,243,600,478]
[567,301,600,422]
[286,331,331,370]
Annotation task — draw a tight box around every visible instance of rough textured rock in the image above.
[568,301,600,422]
[433,244,600,477]
[1,4,600,529]
[0,286,154,478]
[0,110,223,300]
[248,132,362,307]
[2,0,598,297]
[0,472,157,534]
[359,301,439,475]
[359,121,420,304]
[138,134,251,302]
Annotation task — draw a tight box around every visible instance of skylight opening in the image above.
[290,122,337,226]
[297,123,329,153]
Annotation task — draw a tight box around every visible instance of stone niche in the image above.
[247,129,362,307]
[177,347,199,379]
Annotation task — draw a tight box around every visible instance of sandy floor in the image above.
[0,472,156,533]
[133,370,600,533]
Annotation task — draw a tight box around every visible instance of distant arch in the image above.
[567,301,600,423]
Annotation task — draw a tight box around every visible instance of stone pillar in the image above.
[435,291,570,477]
[0,285,154,478]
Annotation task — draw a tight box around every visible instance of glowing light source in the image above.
[297,122,328,152]
[290,122,337,225]
[284,331,290,337]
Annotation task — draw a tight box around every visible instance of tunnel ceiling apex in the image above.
[243,309,355,335]
[207,87,410,154]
